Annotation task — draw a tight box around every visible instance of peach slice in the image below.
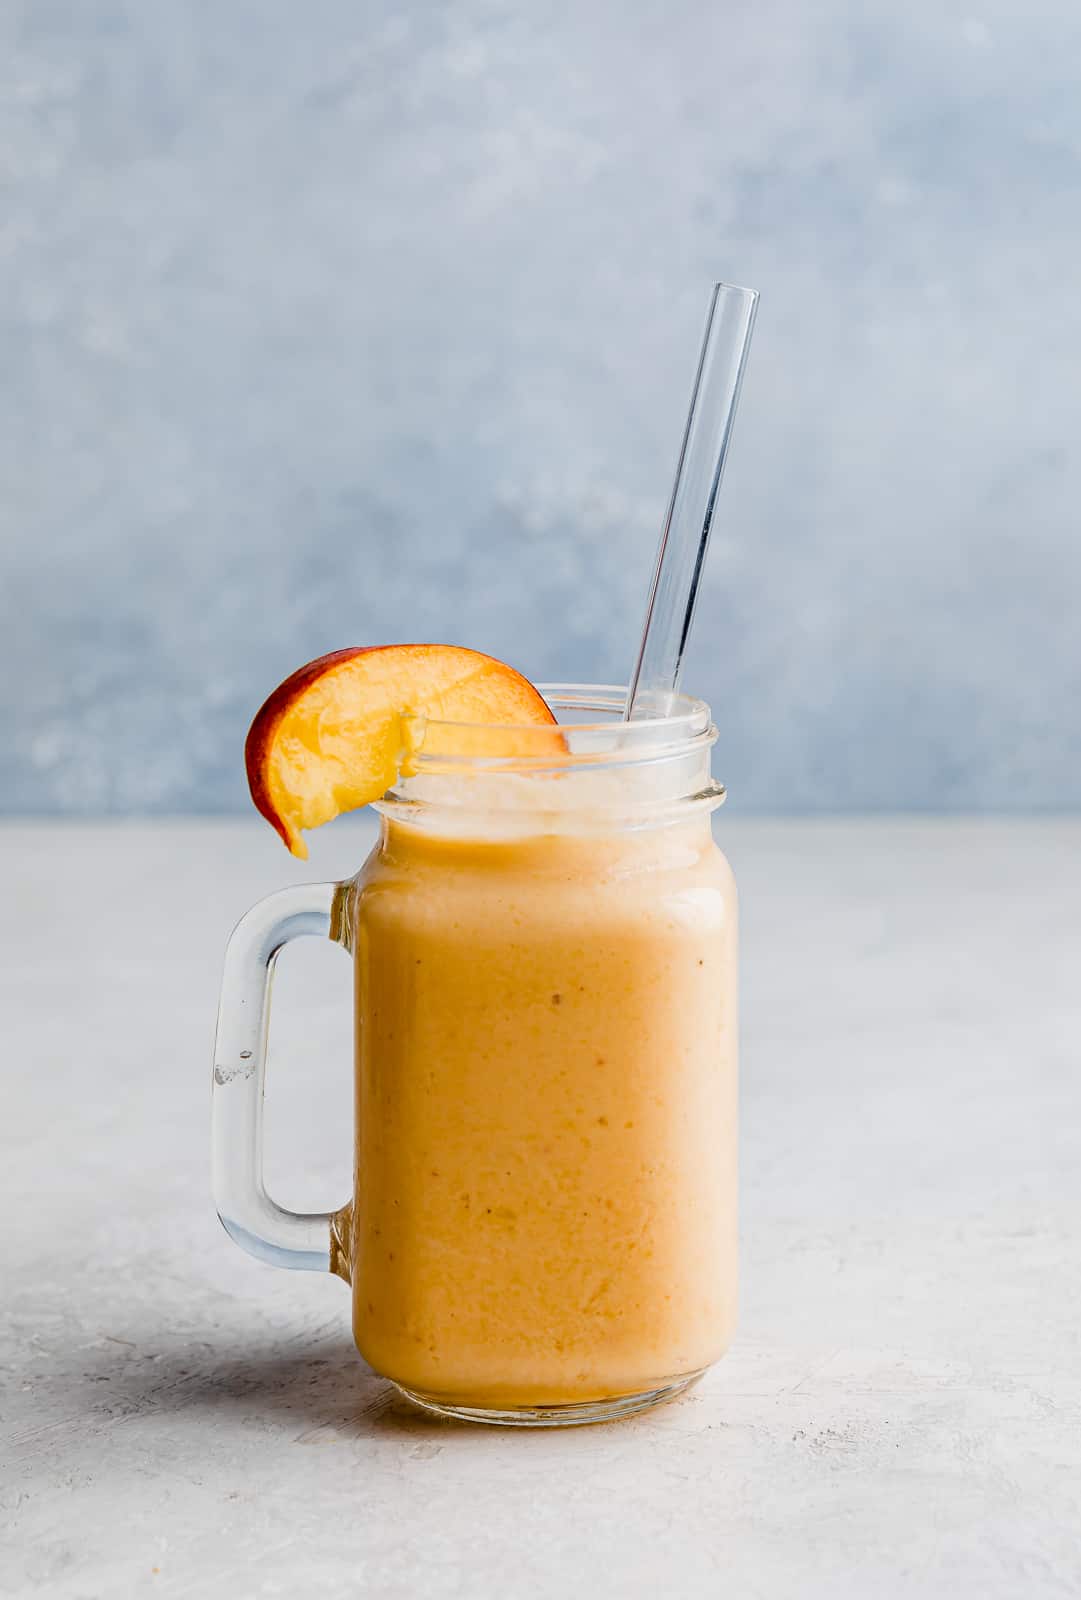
[245,645,557,857]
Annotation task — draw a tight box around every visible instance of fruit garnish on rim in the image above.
[245,645,557,857]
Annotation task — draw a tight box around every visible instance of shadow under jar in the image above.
[213,687,738,1426]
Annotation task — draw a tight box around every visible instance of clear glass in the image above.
[626,282,759,719]
[212,686,738,1426]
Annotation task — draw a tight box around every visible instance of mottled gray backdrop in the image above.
[3,1,1078,813]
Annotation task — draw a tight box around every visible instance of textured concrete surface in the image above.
[3,3,1081,816]
[3,818,1080,1597]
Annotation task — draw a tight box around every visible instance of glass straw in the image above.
[625,281,759,720]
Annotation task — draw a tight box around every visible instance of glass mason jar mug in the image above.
[213,686,738,1426]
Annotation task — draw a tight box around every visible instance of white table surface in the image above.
[3,818,1079,1599]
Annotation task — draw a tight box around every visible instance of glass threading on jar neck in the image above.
[373,685,725,837]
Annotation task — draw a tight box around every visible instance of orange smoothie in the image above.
[222,637,753,1425]
[349,808,738,1411]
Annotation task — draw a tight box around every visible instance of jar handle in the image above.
[212,882,353,1281]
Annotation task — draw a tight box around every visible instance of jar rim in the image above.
[375,683,725,829]
[400,683,713,762]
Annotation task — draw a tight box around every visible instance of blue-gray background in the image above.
[3,0,1079,814]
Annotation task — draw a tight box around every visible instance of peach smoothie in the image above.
[218,279,757,1424]
[349,803,738,1411]
[225,649,738,1423]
